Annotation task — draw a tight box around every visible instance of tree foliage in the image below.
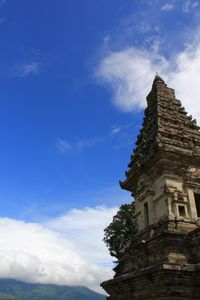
[103,202,137,258]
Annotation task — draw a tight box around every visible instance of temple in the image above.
[101,76,200,299]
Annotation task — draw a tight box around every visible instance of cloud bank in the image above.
[0,206,118,293]
[97,34,200,123]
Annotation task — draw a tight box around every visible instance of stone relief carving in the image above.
[185,167,200,182]
[135,174,153,196]
[165,184,177,194]
[179,166,200,184]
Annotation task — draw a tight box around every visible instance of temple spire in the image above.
[120,76,200,192]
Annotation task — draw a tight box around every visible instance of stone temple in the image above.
[101,76,200,299]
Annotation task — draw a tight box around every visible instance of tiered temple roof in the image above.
[120,75,200,192]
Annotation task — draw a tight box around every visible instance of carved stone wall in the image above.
[102,76,200,299]
[102,223,200,299]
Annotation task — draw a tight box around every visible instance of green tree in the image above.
[103,203,137,258]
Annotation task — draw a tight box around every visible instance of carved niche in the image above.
[134,174,154,198]
[185,167,200,183]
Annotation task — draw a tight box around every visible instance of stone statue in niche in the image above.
[185,167,200,182]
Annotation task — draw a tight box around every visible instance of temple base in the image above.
[101,221,200,300]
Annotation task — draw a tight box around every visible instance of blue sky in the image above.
[0,0,200,293]
[0,0,142,220]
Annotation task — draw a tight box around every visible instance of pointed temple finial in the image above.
[153,73,165,84]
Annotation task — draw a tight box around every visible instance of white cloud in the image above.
[56,138,72,152]
[139,22,151,33]
[161,4,175,12]
[111,126,121,136]
[77,137,105,150]
[97,48,168,112]
[18,62,40,77]
[96,33,200,123]
[47,206,118,265]
[168,41,200,122]
[183,1,198,13]
[0,206,118,293]
[103,35,111,47]
[56,137,105,152]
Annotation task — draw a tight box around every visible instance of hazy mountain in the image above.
[0,279,106,300]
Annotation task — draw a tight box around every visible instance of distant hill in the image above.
[0,279,106,300]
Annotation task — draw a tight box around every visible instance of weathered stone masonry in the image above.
[101,76,200,299]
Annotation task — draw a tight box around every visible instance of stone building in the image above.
[101,76,200,299]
